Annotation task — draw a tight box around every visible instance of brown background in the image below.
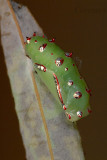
[0,0,107,159]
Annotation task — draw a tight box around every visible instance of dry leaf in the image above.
[0,0,85,159]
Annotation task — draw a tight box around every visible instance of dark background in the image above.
[0,0,107,159]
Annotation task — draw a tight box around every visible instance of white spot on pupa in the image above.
[57,85,59,90]
[65,68,68,71]
[65,112,71,119]
[73,91,82,99]
[68,80,73,86]
[63,104,67,110]
[39,46,44,52]
[27,40,30,44]
[77,111,83,118]
[55,57,64,67]
[65,52,72,57]
[38,66,41,69]
[26,37,31,44]
[41,66,44,70]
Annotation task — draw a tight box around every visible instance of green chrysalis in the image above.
[25,33,92,122]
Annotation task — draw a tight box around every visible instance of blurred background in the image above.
[0,0,107,159]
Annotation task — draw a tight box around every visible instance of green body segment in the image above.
[25,36,91,122]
